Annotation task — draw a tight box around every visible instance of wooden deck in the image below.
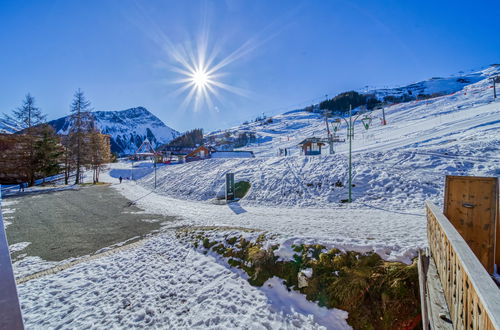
[422,201,500,330]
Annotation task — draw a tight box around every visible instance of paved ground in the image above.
[4,184,173,261]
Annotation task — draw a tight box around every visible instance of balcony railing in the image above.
[426,201,500,329]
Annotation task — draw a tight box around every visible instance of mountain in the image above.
[0,117,22,134]
[366,66,497,101]
[47,107,179,155]
[206,64,500,155]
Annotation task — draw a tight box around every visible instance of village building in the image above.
[298,137,325,155]
[185,145,215,162]
[211,150,254,158]
[183,146,255,162]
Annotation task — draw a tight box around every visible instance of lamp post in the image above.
[338,105,372,203]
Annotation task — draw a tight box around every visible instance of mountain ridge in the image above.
[47,107,179,155]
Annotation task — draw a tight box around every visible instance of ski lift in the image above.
[331,118,341,133]
[361,115,372,130]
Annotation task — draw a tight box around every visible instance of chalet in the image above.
[298,137,325,156]
[185,145,215,162]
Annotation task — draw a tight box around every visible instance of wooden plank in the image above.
[0,190,24,329]
[425,254,453,329]
[418,250,430,330]
[496,197,500,275]
[427,201,500,329]
[444,176,498,274]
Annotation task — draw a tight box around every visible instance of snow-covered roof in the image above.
[211,151,255,158]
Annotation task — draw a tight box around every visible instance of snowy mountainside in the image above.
[134,67,499,210]
[48,107,179,155]
[366,65,498,100]
[0,117,22,134]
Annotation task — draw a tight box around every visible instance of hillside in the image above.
[48,107,179,155]
[0,117,22,134]
[130,65,499,210]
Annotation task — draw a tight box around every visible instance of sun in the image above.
[168,32,250,112]
[191,69,210,88]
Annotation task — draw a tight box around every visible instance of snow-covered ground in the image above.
[7,66,500,329]
[19,230,350,329]
[121,67,499,213]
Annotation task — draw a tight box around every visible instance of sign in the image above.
[226,173,235,201]
[361,116,372,130]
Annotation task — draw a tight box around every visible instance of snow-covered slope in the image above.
[132,65,499,210]
[48,107,179,155]
[366,65,498,100]
[0,117,21,134]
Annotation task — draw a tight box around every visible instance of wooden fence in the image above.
[426,201,500,329]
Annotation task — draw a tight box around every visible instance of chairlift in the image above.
[331,118,341,133]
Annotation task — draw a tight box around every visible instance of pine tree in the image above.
[68,89,94,184]
[8,94,47,186]
[12,93,46,131]
[33,125,63,182]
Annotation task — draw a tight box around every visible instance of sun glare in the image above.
[167,32,251,112]
[191,69,210,88]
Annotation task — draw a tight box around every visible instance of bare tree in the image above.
[89,130,111,183]
[11,93,46,131]
[68,89,93,184]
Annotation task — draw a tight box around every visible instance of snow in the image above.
[8,65,500,328]
[18,231,350,329]
[107,177,425,264]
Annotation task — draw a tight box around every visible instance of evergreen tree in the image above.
[12,93,46,131]
[8,94,47,186]
[33,125,63,182]
[68,89,94,184]
[165,128,204,147]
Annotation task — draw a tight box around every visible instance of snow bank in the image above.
[19,231,349,329]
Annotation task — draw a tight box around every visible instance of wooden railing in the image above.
[426,201,500,330]
[0,188,24,329]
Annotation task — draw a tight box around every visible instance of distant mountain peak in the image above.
[47,107,180,155]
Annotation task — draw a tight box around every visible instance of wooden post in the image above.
[443,176,498,274]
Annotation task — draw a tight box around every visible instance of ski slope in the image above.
[129,71,499,211]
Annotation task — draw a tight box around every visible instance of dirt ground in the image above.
[4,184,173,261]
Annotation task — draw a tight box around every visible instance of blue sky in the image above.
[1,0,499,132]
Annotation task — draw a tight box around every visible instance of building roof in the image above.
[297,137,326,146]
[211,150,255,158]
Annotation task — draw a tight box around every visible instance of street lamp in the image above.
[337,105,372,203]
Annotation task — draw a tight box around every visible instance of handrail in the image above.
[426,201,500,329]
[0,187,24,329]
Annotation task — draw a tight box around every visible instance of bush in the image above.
[235,181,251,199]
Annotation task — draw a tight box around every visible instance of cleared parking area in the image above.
[4,184,172,261]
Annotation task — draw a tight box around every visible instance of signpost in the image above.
[226,173,235,201]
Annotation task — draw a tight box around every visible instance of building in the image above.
[184,146,255,162]
[211,150,254,158]
[298,137,325,155]
[185,145,214,162]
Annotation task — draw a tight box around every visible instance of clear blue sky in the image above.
[1,0,499,132]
